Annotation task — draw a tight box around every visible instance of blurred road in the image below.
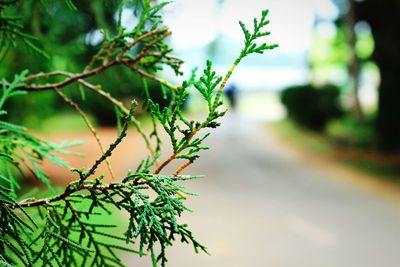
[126,113,400,267]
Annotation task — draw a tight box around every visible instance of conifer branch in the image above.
[0,2,278,266]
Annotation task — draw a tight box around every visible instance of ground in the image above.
[42,113,400,267]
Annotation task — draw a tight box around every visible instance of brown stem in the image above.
[144,31,171,50]
[18,60,122,91]
[15,172,189,210]
[218,63,237,92]
[15,179,150,209]
[154,153,177,174]
[153,127,201,174]
[22,71,71,81]
[174,160,193,176]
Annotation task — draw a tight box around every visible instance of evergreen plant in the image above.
[0,1,277,266]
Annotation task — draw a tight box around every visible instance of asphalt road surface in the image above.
[126,114,400,267]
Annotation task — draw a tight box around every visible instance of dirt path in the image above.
[40,115,400,267]
[127,114,400,267]
[40,128,147,184]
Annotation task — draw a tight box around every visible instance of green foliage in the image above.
[327,114,375,149]
[0,0,47,60]
[0,1,277,266]
[0,71,79,196]
[148,60,229,165]
[281,84,343,131]
[238,10,279,59]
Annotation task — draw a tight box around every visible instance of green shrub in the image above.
[327,115,375,149]
[281,84,343,131]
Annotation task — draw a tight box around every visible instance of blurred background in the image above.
[2,0,400,266]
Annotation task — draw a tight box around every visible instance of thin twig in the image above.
[117,28,169,59]
[54,88,116,180]
[17,60,119,91]
[153,153,177,174]
[142,77,161,163]
[173,160,193,176]
[143,31,171,50]
[76,80,156,157]
[22,71,71,82]
[125,64,177,91]
[153,127,200,175]
[83,100,136,179]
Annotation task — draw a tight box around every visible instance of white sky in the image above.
[164,0,338,53]
[162,0,339,89]
[162,0,338,89]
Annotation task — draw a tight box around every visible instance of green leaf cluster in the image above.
[0,71,79,198]
[238,10,279,59]
[148,59,228,164]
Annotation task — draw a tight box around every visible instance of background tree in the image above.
[308,0,399,153]
[344,0,364,120]
[355,0,400,152]
[0,0,165,126]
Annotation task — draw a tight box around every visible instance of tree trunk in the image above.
[356,0,400,152]
[346,0,364,121]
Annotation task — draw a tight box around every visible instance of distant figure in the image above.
[224,83,238,110]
